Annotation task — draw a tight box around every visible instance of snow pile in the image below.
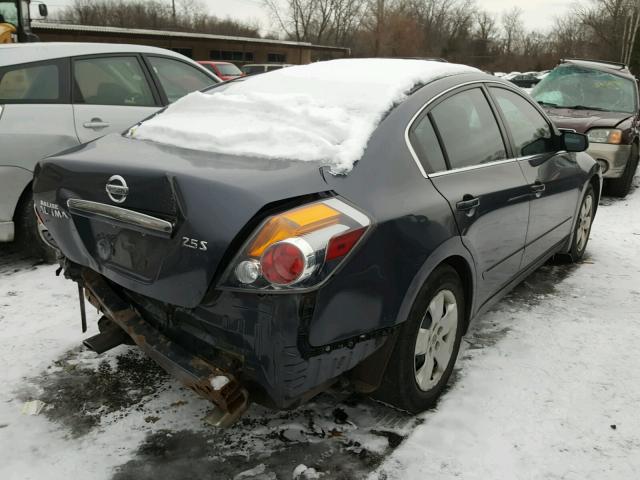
[129,59,478,173]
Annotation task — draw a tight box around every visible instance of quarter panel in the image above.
[0,104,79,173]
[0,166,32,224]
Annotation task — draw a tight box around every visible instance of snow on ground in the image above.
[373,178,640,480]
[0,176,638,480]
[130,59,478,173]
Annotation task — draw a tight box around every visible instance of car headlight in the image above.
[587,128,622,144]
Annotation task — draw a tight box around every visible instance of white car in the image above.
[0,42,220,258]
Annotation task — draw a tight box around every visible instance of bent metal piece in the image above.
[80,269,249,427]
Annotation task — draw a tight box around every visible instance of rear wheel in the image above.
[15,190,57,263]
[373,265,464,413]
[606,143,638,197]
[567,184,595,261]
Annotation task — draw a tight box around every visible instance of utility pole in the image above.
[172,0,176,26]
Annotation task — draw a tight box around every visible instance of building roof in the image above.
[0,41,205,67]
[32,22,350,53]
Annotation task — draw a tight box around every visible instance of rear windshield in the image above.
[216,63,242,76]
[532,65,637,114]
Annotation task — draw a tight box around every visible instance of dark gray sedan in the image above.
[33,60,600,426]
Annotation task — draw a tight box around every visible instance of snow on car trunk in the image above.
[129,59,479,174]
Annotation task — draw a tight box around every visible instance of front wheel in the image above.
[373,265,464,413]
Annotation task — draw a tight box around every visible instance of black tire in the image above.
[606,143,638,198]
[373,265,465,413]
[15,190,57,263]
[567,184,596,262]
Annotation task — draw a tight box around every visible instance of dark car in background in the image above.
[532,59,640,197]
[33,60,600,426]
[241,63,292,75]
[508,72,541,89]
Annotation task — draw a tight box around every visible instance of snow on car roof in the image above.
[129,58,479,174]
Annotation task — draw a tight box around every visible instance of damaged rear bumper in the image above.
[81,269,249,427]
[77,266,389,421]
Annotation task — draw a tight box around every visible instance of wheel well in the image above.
[13,181,33,223]
[589,175,600,213]
[442,255,474,333]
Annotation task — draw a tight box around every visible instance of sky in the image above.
[45,0,571,33]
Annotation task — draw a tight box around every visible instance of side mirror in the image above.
[562,131,588,152]
[39,3,48,17]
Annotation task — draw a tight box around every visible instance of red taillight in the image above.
[261,242,305,285]
[326,227,366,261]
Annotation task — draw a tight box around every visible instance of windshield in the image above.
[532,65,637,114]
[0,1,18,25]
[217,63,242,76]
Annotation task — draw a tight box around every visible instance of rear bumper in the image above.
[587,144,631,178]
[78,266,387,411]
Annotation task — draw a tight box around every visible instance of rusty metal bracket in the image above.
[81,269,249,427]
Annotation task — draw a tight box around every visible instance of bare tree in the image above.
[55,0,261,37]
[502,7,523,55]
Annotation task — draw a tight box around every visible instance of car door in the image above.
[488,86,582,267]
[72,55,161,144]
[143,55,218,104]
[410,86,531,305]
[0,57,77,237]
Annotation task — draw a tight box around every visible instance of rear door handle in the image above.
[83,118,110,130]
[456,196,480,212]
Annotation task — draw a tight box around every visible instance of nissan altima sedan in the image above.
[33,59,601,426]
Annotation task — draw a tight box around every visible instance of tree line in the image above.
[265,0,640,72]
[55,0,640,72]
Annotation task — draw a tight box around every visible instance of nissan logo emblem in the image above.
[105,175,129,204]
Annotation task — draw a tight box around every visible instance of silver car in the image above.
[0,42,219,258]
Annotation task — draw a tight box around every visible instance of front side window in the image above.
[148,56,216,103]
[0,63,59,102]
[74,56,155,106]
[431,88,507,169]
[532,65,637,114]
[491,87,554,157]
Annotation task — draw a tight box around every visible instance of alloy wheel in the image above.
[576,193,593,253]
[414,289,458,391]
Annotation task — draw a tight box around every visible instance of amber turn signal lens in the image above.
[608,130,623,144]
[248,203,340,257]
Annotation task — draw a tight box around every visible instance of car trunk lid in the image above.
[33,134,330,307]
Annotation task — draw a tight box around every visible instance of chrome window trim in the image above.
[405,79,525,178]
[67,199,173,236]
[429,158,519,177]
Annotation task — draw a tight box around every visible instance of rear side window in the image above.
[147,56,216,103]
[410,115,448,173]
[491,87,554,157]
[0,62,60,102]
[431,88,507,169]
[74,56,155,107]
